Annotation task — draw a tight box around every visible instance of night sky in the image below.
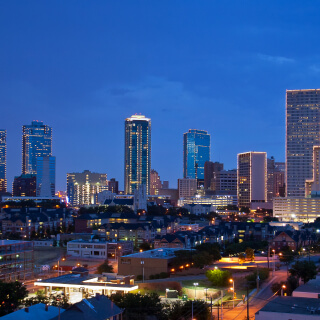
[2,1,320,192]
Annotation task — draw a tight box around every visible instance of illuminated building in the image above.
[124,115,151,194]
[237,152,267,208]
[108,178,119,194]
[273,197,320,223]
[183,129,210,181]
[150,169,162,195]
[0,129,6,192]
[305,146,320,196]
[204,161,224,190]
[36,156,56,197]
[286,89,320,197]
[267,157,285,202]
[22,121,52,175]
[12,174,36,197]
[67,170,107,206]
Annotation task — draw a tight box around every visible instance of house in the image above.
[51,295,123,320]
[154,234,186,249]
[0,303,64,320]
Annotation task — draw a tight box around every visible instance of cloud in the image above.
[257,54,295,64]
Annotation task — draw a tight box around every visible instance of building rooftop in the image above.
[258,296,320,315]
[0,240,30,246]
[293,276,320,294]
[0,303,64,320]
[122,248,181,259]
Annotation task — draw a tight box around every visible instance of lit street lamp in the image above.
[229,278,235,308]
[141,260,145,282]
[193,282,198,299]
[272,249,275,276]
[56,257,65,276]
[281,284,286,296]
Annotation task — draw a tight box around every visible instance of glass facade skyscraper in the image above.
[286,89,320,197]
[36,156,56,197]
[183,129,210,180]
[125,115,151,194]
[0,129,6,192]
[22,121,52,175]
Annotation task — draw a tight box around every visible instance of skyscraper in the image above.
[183,129,210,181]
[0,130,6,192]
[36,156,56,197]
[286,89,320,197]
[237,152,267,208]
[124,115,151,194]
[22,121,52,175]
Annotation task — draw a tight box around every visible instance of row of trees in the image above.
[110,292,210,320]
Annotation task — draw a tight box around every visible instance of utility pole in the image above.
[191,301,193,319]
[256,265,260,293]
[221,289,223,320]
[267,245,270,269]
[217,301,219,320]
[211,297,213,320]
[246,286,249,320]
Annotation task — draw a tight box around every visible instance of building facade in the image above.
[36,156,55,197]
[22,121,52,175]
[286,89,320,197]
[211,169,237,194]
[124,115,151,194]
[204,161,224,190]
[67,170,107,206]
[237,152,267,208]
[273,196,320,223]
[183,129,210,181]
[305,146,320,196]
[0,129,6,192]
[12,174,37,197]
[178,178,197,199]
[150,169,162,195]
[0,240,34,281]
[108,178,119,194]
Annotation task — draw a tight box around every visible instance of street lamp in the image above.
[204,288,208,303]
[281,284,286,296]
[193,283,198,299]
[56,257,66,276]
[229,279,235,308]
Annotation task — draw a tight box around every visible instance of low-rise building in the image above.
[0,240,33,281]
[255,296,320,319]
[34,272,137,297]
[67,239,133,259]
[273,197,320,223]
[292,276,320,299]
[118,248,178,280]
[154,234,186,249]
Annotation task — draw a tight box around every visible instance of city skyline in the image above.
[3,2,320,191]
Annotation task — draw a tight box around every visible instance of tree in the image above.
[110,292,164,320]
[96,260,114,274]
[0,281,28,316]
[206,269,231,287]
[238,253,246,265]
[193,251,213,268]
[289,260,317,283]
[139,242,151,251]
[245,248,255,261]
[195,243,221,261]
[279,247,296,265]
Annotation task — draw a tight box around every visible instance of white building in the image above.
[273,197,320,223]
[237,152,267,208]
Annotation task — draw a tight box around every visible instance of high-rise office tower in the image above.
[67,170,108,206]
[305,146,320,196]
[237,152,267,208]
[183,129,210,181]
[36,156,56,197]
[108,178,119,194]
[124,115,151,194]
[286,89,320,197]
[0,130,6,192]
[22,121,52,175]
[204,161,224,190]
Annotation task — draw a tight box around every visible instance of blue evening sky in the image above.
[2,1,320,191]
